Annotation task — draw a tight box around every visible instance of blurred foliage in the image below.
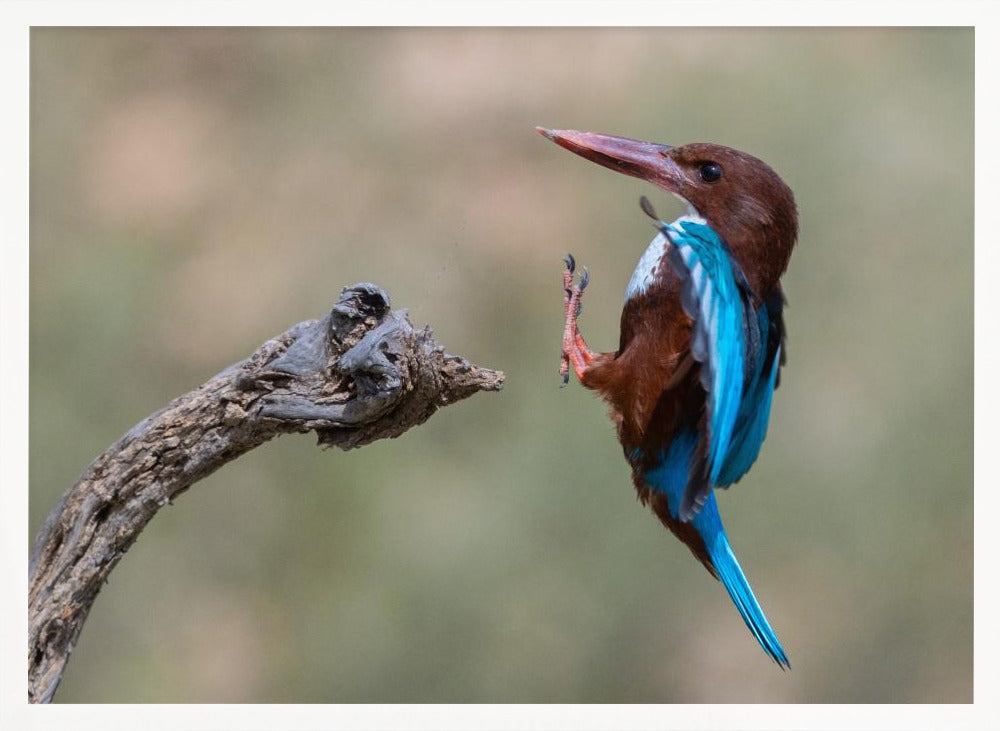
[30,27,972,702]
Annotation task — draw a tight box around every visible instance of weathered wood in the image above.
[27,283,504,703]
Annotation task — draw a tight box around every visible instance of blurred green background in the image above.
[29,27,972,703]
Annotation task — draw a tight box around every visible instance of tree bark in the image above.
[27,283,504,703]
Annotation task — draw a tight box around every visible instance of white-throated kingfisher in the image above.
[539,128,797,667]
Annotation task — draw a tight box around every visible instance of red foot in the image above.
[560,254,596,385]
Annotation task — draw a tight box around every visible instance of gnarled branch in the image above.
[27,283,504,703]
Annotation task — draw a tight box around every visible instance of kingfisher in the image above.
[539,128,797,667]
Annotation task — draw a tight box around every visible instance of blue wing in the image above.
[717,288,785,486]
[660,220,785,518]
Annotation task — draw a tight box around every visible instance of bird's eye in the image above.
[698,162,723,183]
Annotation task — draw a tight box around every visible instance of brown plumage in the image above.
[581,263,716,570]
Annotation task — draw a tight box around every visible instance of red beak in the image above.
[537,127,684,193]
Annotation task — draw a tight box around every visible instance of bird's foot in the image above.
[560,254,596,385]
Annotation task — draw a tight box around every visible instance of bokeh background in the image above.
[30,27,972,703]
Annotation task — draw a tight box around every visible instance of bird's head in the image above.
[538,128,798,295]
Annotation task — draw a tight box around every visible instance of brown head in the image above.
[538,128,798,296]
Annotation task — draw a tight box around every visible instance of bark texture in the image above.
[27,283,504,703]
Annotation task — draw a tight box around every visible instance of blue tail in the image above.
[644,429,789,667]
[693,494,790,668]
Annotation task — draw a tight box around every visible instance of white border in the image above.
[2,2,995,729]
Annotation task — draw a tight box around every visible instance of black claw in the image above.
[563,253,576,273]
[561,370,569,387]
[578,266,590,290]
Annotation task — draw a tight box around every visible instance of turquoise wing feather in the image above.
[660,220,785,518]
[718,290,785,486]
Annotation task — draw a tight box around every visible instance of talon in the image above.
[559,257,596,385]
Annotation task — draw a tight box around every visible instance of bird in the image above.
[538,127,797,667]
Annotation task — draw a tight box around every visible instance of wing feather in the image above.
[640,217,788,521]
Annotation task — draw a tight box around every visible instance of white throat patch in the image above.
[624,231,669,301]
[624,197,707,301]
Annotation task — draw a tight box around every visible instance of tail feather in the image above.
[641,429,789,667]
[704,525,790,668]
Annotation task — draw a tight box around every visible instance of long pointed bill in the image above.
[537,128,684,192]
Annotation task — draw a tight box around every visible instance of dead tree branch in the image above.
[27,283,504,703]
